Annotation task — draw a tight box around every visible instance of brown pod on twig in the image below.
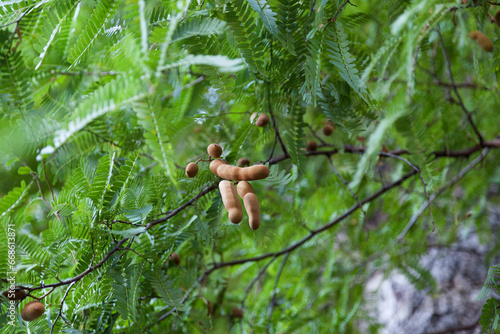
[323,123,335,136]
[219,180,243,224]
[21,301,45,321]
[169,252,181,265]
[255,114,270,127]
[307,141,317,151]
[2,289,26,301]
[237,158,250,167]
[207,144,223,158]
[185,162,198,178]
[232,307,244,319]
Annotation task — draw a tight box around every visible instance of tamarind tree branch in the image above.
[436,27,484,145]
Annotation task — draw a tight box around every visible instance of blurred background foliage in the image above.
[0,0,499,333]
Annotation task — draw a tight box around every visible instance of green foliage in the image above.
[1,0,499,333]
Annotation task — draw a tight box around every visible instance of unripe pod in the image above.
[207,144,223,158]
[307,141,317,151]
[237,181,254,198]
[219,181,243,224]
[255,113,270,127]
[2,289,26,301]
[496,10,500,28]
[185,162,198,178]
[244,193,260,230]
[237,157,250,167]
[169,252,180,265]
[210,159,227,175]
[323,124,334,136]
[21,301,45,321]
[216,164,270,181]
[232,307,244,319]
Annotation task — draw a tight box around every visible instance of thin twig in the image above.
[50,282,75,334]
[241,256,277,308]
[267,252,289,324]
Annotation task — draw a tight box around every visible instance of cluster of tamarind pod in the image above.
[468,10,500,53]
[185,143,270,230]
[2,289,45,321]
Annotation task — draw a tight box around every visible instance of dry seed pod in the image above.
[2,289,26,301]
[21,301,45,321]
[219,181,243,224]
[307,141,317,151]
[237,158,250,167]
[496,10,500,27]
[244,193,261,230]
[207,144,223,158]
[185,162,198,178]
[323,124,334,136]
[237,181,254,198]
[255,113,270,127]
[232,307,244,319]
[169,252,181,265]
[477,33,494,52]
[216,164,270,181]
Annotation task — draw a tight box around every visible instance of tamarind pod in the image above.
[237,157,250,167]
[207,144,223,158]
[477,33,494,52]
[185,162,198,178]
[244,193,260,230]
[21,301,45,321]
[469,30,480,40]
[217,164,241,180]
[217,165,270,181]
[237,181,254,199]
[255,113,270,127]
[2,289,26,301]
[496,10,500,28]
[219,181,243,224]
[209,159,227,176]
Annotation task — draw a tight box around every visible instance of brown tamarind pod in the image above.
[217,164,270,181]
[496,10,500,27]
[236,181,254,198]
[323,124,334,136]
[232,307,244,319]
[219,181,243,224]
[469,30,480,40]
[477,33,494,52]
[21,301,45,321]
[210,159,227,175]
[255,113,270,127]
[207,144,223,158]
[2,289,26,301]
[244,193,261,230]
[185,162,198,178]
[307,141,317,151]
[169,252,180,265]
[207,300,213,316]
[237,157,250,167]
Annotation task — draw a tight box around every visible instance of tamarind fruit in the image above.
[244,193,260,230]
[185,162,198,178]
[21,301,45,321]
[323,123,334,136]
[469,30,494,52]
[237,157,250,167]
[169,252,180,265]
[232,307,244,319]
[307,141,317,151]
[2,289,26,301]
[207,300,213,316]
[219,181,243,224]
[216,164,270,181]
[255,113,270,127]
[496,10,500,28]
[207,143,223,158]
[236,181,254,198]
[237,181,261,230]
